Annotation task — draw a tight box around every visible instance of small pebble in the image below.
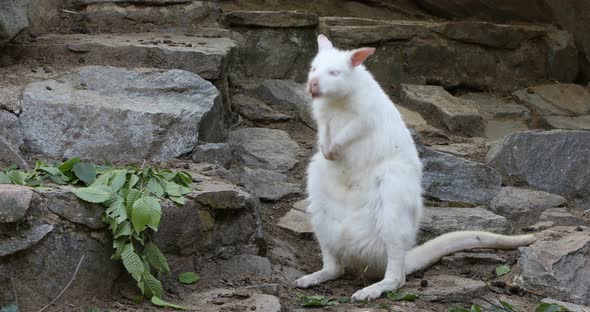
[250,307,256,310]
[420,279,428,287]
[576,226,583,231]
[183,163,190,169]
[46,86,52,90]
[508,285,521,294]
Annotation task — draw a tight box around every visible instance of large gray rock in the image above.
[486,130,590,198]
[0,85,22,114]
[0,224,53,257]
[229,128,300,173]
[0,110,26,168]
[516,226,590,305]
[239,167,301,201]
[221,254,273,278]
[192,143,236,168]
[0,185,34,223]
[420,146,502,205]
[0,228,121,312]
[514,84,590,116]
[0,0,29,45]
[399,84,484,136]
[232,94,292,123]
[224,10,318,28]
[255,80,315,129]
[19,66,223,163]
[415,0,554,22]
[322,17,577,90]
[539,208,582,225]
[489,187,567,219]
[4,33,236,80]
[43,187,105,229]
[419,207,509,240]
[78,1,221,34]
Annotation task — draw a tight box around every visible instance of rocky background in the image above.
[1,0,590,311]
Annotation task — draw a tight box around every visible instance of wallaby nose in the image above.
[308,78,320,97]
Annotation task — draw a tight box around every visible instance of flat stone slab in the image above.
[5,33,236,80]
[0,224,53,257]
[233,94,292,123]
[19,65,223,163]
[239,167,301,201]
[543,115,590,130]
[514,84,590,116]
[188,180,252,210]
[420,207,509,239]
[460,92,530,120]
[277,209,313,237]
[229,128,300,173]
[224,10,318,28]
[400,84,484,136]
[403,275,487,302]
[489,186,567,217]
[182,288,281,312]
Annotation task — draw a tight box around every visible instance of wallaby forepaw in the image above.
[351,279,404,302]
[294,275,318,288]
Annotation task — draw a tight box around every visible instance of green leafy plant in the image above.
[495,264,511,277]
[535,303,569,312]
[386,291,418,301]
[178,272,200,285]
[1,158,193,309]
[299,295,340,307]
[449,304,483,312]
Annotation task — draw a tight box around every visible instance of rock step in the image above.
[320,17,577,90]
[2,33,236,81]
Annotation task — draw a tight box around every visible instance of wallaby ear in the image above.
[318,34,333,51]
[351,47,376,67]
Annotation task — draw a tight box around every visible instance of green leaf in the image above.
[147,178,164,197]
[499,301,518,312]
[178,272,200,284]
[121,243,144,282]
[471,305,483,312]
[0,172,11,184]
[0,302,19,312]
[496,264,511,277]
[106,196,128,224]
[128,174,140,189]
[6,171,26,185]
[109,170,128,192]
[169,196,186,205]
[150,297,189,310]
[86,308,103,312]
[386,292,418,301]
[145,242,170,274]
[73,162,96,185]
[49,175,67,185]
[535,303,569,312]
[176,171,192,187]
[299,295,339,307]
[131,196,161,233]
[126,189,141,215]
[142,270,163,299]
[449,309,470,312]
[58,157,81,173]
[74,187,112,203]
[38,166,62,176]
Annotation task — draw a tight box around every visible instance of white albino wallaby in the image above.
[294,34,537,302]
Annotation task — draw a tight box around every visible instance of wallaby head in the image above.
[307,34,375,99]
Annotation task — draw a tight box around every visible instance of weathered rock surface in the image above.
[404,275,487,302]
[222,254,273,278]
[489,187,566,219]
[255,79,315,129]
[189,180,253,210]
[4,33,236,80]
[420,146,502,205]
[484,119,529,141]
[224,10,319,28]
[192,143,236,168]
[0,110,26,168]
[229,20,316,82]
[277,209,312,237]
[19,66,223,163]
[460,92,530,120]
[0,85,22,114]
[182,288,281,312]
[76,1,221,34]
[323,17,576,90]
[42,187,105,229]
[486,130,590,198]
[430,142,482,158]
[514,84,590,116]
[0,0,28,45]
[0,185,33,223]
[540,208,582,225]
[399,84,484,136]
[239,167,301,201]
[516,226,590,305]
[292,199,309,213]
[229,128,300,173]
[543,115,590,130]
[233,94,292,123]
[0,224,53,257]
[420,207,509,239]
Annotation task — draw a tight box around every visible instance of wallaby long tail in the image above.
[404,231,537,274]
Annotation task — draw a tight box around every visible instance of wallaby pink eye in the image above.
[329,70,341,76]
[310,67,316,72]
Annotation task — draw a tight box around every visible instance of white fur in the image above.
[294,35,536,301]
